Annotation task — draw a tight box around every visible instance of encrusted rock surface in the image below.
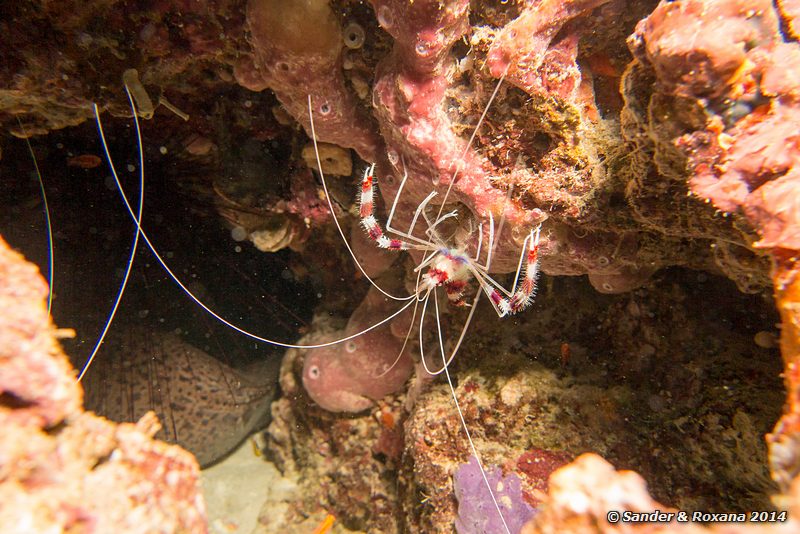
[0,236,207,533]
[521,454,800,533]
[0,0,782,290]
[262,269,785,532]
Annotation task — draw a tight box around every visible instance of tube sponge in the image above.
[122,69,154,120]
[238,0,381,161]
[247,0,340,62]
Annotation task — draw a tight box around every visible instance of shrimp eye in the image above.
[308,365,320,380]
[345,341,357,353]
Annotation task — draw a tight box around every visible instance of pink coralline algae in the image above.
[0,236,207,533]
[370,0,550,272]
[631,0,800,252]
[487,0,609,98]
[301,287,414,412]
[236,0,381,162]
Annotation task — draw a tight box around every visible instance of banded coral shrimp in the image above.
[301,90,544,533]
[3,38,540,534]
[81,65,540,530]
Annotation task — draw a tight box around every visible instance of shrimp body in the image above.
[423,248,472,304]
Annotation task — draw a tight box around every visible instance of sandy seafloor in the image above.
[202,437,291,534]
[202,435,358,534]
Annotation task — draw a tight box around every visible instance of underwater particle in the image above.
[230,226,248,242]
[343,22,365,49]
[301,142,353,176]
[754,330,779,349]
[126,164,136,173]
[159,146,167,155]
[121,68,155,120]
[67,154,102,169]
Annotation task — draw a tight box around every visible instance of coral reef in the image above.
[1,0,782,288]
[625,0,800,502]
[0,235,207,533]
[5,0,800,532]
[261,270,784,531]
[521,454,800,533]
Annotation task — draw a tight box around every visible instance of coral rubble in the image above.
[521,454,800,533]
[0,236,206,533]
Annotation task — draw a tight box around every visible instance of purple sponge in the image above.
[454,455,536,534]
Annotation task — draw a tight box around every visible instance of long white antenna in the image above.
[78,87,144,381]
[91,102,415,350]
[17,118,54,316]
[434,291,511,534]
[436,67,509,222]
[307,96,414,303]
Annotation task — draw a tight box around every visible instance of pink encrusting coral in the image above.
[224,0,743,291]
[301,287,414,412]
[369,0,548,273]
[631,0,800,253]
[0,236,207,533]
[486,0,609,97]
[236,0,382,162]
